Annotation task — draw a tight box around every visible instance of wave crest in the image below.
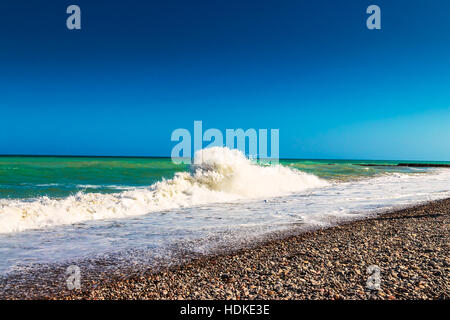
[0,147,327,233]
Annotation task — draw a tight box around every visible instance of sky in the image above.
[0,0,449,160]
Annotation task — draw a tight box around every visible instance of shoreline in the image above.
[1,198,449,300]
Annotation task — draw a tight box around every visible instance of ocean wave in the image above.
[0,147,328,233]
[76,184,138,190]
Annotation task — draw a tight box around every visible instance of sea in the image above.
[0,147,449,276]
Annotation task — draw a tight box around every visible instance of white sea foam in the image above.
[0,147,327,233]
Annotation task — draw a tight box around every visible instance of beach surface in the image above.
[1,198,448,300]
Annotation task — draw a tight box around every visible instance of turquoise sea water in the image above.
[0,156,446,199]
[0,157,185,199]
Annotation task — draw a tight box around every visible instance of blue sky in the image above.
[0,0,449,160]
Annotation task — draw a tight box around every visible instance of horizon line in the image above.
[0,154,448,163]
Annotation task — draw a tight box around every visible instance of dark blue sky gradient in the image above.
[0,0,449,160]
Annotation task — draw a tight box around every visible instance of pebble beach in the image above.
[1,198,448,300]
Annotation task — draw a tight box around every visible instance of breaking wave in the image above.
[0,147,328,233]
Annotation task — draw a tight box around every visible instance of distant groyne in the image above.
[355,163,450,168]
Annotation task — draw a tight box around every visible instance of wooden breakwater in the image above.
[355,163,450,168]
